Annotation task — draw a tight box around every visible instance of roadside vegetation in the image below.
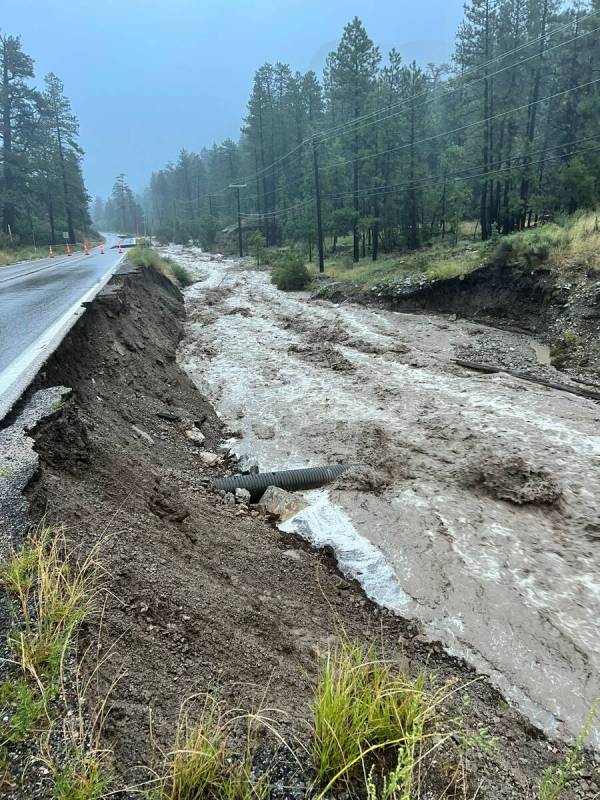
[0,523,111,797]
[1,523,594,798]
[0,242,90,268]
[128,244,194,288]
[262,209,600,292]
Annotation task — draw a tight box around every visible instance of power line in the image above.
[237,134,600,219]
[314,10,598,144]
[324,140,600,204]
[318,75,600,175]
[238,72,600,208]
[208,8,597,198]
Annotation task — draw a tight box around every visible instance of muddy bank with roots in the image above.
[315,259,600,378]
[1,260,594,797]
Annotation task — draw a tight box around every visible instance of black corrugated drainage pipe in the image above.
[210,464,353,502]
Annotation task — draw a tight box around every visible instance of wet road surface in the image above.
[0,238,123,419]
[169,245,600,748]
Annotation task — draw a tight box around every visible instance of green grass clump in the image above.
[52,749,111,800]
[128,245,194,287]
[495,225,571,269]
[157,696,269,800]
[312,638,431,795]
[492,211,600,272]
[0,525,97,684]
[271,250,311,291]
[537,699,599,800]
[0,677,48,744]
[425,251,483,281]
[318,241,486,286]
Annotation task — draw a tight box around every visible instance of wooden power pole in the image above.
[312,136,325,273]
[229,183,247,258]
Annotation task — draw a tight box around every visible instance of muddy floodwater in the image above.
[166,246,600,748]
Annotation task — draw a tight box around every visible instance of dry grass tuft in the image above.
[155,695,271,800]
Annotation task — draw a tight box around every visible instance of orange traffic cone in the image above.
[100,242,105,255]
[118,242,123,254]
[66,244,72,256]
[84,240,90,256]
[48,245,54,258]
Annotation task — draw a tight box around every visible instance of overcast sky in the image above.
[6,0,466,199]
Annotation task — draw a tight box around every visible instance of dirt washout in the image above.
[170,246,600,752]
[316,259,600,377]
[9,261,594,797]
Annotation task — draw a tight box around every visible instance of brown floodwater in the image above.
[168,246,600,748]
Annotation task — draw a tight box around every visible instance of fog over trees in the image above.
[137,1,600,256]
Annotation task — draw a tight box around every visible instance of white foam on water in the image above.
[279,489,412,612]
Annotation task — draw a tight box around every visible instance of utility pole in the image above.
[312,136,325,273]
[229,183,247,258]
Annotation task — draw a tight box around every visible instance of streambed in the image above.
[167,245,600,748]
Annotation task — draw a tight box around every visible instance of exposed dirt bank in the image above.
[315,260,600,378]
[9,263,597,797]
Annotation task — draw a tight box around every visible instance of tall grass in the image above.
[155,695,270,800]
[0,523,112,797]
[128,245,194,287]
[495,211,600,271]
[311,638,434,797]
[1,525,98,686]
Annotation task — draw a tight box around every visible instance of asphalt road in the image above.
[0,235,125,420]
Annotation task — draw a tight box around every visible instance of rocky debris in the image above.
[199,451,220,466]
[156,410,181,422]
[147,480,190,523]
[0,386,69,549]
[235,487,251,505]
[131,424,154,445]
[238,454,260,474]
[463,453,563,506]
[185,428,206,446]
[288,341,355,372]
[254,422,276,440]
[257,486,309,521]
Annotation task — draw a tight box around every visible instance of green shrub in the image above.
[169,259,194,287]
[270,250,311,291]
[498,226,571,269]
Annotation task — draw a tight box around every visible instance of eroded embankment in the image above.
[316,259,600,376]
[11,262,598,798]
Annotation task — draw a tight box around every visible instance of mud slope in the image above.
[23,264,598,797]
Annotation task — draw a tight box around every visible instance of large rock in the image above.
[199,451,220,466]
[185,428,206,446]
[257,486,308,522]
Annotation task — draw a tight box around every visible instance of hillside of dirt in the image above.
[4,262,595,798]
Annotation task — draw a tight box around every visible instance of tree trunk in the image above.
[54,112,76,244]
[480,0,491,241]
[520,0,549,227]
[1,44,15,235]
